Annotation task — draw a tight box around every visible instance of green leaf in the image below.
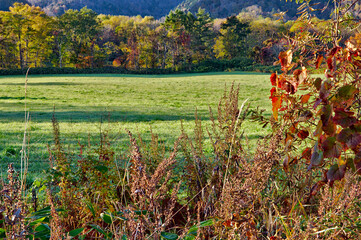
[0,228,6,238]
[29,217,47,226]
[187,219,215,237]
[134,210,149,215]
[199,219,214,227]
[31,206,51,219]
[101,213,113,224]
[314,78,322,90]
[34,223,50,232]
[337,85,358,100]
[183,236,195,240]
[94,165,108,173]
[85,201,96,218]
[68,228,85,237]
[122,235,128,240]
[161,232,178,240]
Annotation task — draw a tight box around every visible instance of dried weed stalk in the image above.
[0,164,28,239]
[118,131,182,239]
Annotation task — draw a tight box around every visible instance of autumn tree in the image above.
[57,7,101,68]
[0,3,53,69]
[213,15,251,59]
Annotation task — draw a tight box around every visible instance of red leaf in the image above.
[279,50,293,69]
[283,81,296,94]
[319,80,331,101]
[321,105,332,126]
[293,67,307,85]
[315,55,323,69]
[302,147,312,162]
[321,137,342,159]
[333,108,357,128]
[337,128,361,151]
[271,96,282,121]
[300,94,311,104]
[270,87,276,98]
[326,164,346,187]
[223,220,232,227]
[297,130,309,140]
[270,73,277,86]
[327,57,334,72]
[328,46,341,57]
[322,120,337,136]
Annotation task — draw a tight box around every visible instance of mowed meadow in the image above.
[0,72,271,181]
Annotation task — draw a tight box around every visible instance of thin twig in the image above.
[20,67,30,193]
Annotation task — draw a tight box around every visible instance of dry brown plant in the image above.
[115,131,182,239]
[0,164,28,239]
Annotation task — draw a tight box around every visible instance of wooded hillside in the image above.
[0,0,332,19]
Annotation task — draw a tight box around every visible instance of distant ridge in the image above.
[176,0,331,19]
[1,0,332,19]
[0,0,29,11]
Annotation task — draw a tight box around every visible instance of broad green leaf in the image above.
[31,206,51,218]
[199,219,214,227]
[187,219,215,236]
[337,85,358,100]
[29,217,47,226]
[101,213,113,224]
[68,228,85,237]
[35,223,50,232]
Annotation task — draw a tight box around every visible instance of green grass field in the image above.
[0,72,272,182]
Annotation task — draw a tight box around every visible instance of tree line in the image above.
[0,2,357,72]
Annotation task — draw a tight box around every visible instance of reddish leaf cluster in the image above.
[270,33,361,195]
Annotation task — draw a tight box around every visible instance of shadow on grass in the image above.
[0,71,269,80]
[0,96,47,100]
[0,82,79,86]
[0,110,207,123]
